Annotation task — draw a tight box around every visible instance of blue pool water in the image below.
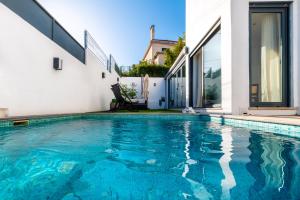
[0,115,299,200]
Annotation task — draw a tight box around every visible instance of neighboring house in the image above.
[143,25,177,65]
[165,0,300,116]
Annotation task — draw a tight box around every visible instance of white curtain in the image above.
[261,14,282,102]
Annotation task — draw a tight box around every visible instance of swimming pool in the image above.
[0,114,299,200]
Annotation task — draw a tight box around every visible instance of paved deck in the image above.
[212,114,300,126]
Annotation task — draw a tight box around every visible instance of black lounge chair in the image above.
[111,83,148,110]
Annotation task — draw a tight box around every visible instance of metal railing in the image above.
[109,55,121,75]
[85,31,120,75]
[84,31,109,68]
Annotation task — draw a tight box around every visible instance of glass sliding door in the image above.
[182,65,186,107]
[191,27,221,108]
[250,4,289,107]
[168,75,176,108]
[168,65,186,108]
[203,29,221,108]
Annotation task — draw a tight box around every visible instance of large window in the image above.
[250,3,289,107]
[168,65,186,108]
[191,28,221,108]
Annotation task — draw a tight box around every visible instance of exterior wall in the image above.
[186,0,232,113]
[120,77,166,109]
[294,0,300,114]
[143,42,175,64]
[0,3,119,117]
[230,0,249,114]
[144,46,153,63]
[186,0,300,115]
[151,43,174,57]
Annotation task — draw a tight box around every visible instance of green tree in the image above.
[164,35,185,67]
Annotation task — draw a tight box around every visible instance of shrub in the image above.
[164,35,185,67]
[121,61,169,77]
[120,84,137,99]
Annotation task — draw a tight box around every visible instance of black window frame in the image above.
[249,2,290,107]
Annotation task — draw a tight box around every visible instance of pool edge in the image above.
[0,113,299,138]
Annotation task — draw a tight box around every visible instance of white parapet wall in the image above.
[120,77,166,109]
[0,3,119,117]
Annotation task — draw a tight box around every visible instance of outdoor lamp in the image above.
[53,57,62,70]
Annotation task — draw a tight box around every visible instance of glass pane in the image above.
[250,13,283,103]
[169,75,175,108]
[182,65,186,107]
[175,72,178,107]
[192,50,203,107]
[169,66,186,108]
[203,30,222,108]
[177,70,182,107]
[171,75,175,108]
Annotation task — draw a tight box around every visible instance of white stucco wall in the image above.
[294,0,300,114]
[120,77,166,109]
[186,0,300,115]
[0,3,119,117]
[186,0,232,113]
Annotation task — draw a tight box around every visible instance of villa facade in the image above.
[166,0,300,116]
[143,25,177,65]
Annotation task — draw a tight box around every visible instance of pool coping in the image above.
[0,112,299,138]
[201,114,300,138]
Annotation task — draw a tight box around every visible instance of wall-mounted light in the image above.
[102,72,106,79]
[53,57,63,70]
[117,77,120,82]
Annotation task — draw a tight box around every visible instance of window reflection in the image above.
[191,28,221,108]
[219,128,236,199]
[246,133,299,199]
[168,65,186,108]
[203,30,221,108]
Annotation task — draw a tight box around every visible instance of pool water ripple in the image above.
[0,116,299,200]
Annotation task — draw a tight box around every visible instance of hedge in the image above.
[121,64,170,77]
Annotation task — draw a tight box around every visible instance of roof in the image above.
[143,39,177,60]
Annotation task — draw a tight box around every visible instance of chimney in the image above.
[150,25,155,40]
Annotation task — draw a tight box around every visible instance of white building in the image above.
[0,0,120,117]
[166,0,300,116]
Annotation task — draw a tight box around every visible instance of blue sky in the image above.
[37,0,185,66]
